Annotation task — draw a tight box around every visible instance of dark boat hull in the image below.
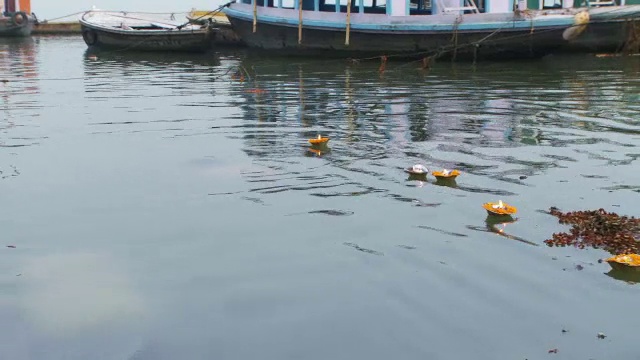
[227,16,632,60]
[79,23,212,53]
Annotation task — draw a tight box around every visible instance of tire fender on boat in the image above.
[82,29,98,46]
[562,11,590,41]
[11,12,28,26]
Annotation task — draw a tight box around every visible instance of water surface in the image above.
[1,36,639,360]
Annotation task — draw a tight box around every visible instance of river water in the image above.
[1,36,639,360]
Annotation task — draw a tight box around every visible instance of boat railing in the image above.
[437,0,480,13]
[582,0,617,6]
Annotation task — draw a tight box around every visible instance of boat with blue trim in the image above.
[1,0,34,37]
[222,0,640,59]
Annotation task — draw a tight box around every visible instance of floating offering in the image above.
[605,254,640,272]
[404,164,428,175]
[432,169,460,179]
[483,200,517,216]
[309,134,329,145]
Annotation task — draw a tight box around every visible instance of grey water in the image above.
[1,36,640,360]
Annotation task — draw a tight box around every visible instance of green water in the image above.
[1,36,639,360]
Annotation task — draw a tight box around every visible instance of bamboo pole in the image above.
[345,0,352,46]
[253,0,257,33]
[298,0,303,44]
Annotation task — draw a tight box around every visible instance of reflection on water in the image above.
[0,38,39,183]
[484,215,538,247]
[1,37,640,360]
[20,252,145,335]
[605,268,640,284]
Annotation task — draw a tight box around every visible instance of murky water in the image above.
[1,36,639,360]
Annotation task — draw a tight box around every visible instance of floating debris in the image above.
[544,207,639,255]
[308,209,354,216]
[6,245,16,248]
[597,332,607,339]
[483,200,517,216]
[548,348,558,354]
[432,169,460,180]
[343,242,383,256]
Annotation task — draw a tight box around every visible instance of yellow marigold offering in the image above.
[483,200,517,216]
[432,169,460,179]
[606,254,640,271]
[309,134,329,144]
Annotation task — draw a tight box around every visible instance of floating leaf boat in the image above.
[483,200,517,216]
[432,169,460,179]
[605,254,640,272]
[404,164,428,175]
[308,135,329,145]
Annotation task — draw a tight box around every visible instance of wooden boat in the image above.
[0,0,34,37]
[222,0,640,60]
[79,10,213,52]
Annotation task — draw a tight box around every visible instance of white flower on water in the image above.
[412,164,428,174]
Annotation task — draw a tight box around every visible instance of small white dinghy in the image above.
[79,10,213,52]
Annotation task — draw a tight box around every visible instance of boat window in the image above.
[542,0,562,7]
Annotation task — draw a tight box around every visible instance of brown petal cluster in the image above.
[544,207,640,255]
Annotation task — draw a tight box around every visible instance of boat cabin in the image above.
[239,0,634,15]
[1,0,31,16]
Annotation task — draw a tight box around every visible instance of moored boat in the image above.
[1,0,35,37]
[79,10,214,52]
[222,0,640,60]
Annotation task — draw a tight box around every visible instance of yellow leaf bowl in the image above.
[483,202,518,216]
[605,254,640,272]
[309,137,329,145]
[432,169,460,179]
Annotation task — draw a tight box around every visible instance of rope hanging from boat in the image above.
[346,0,352,46]
[298,0,304,44]
[623,19,640,54]
[253,0,258,32]
[450,15,462,62]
